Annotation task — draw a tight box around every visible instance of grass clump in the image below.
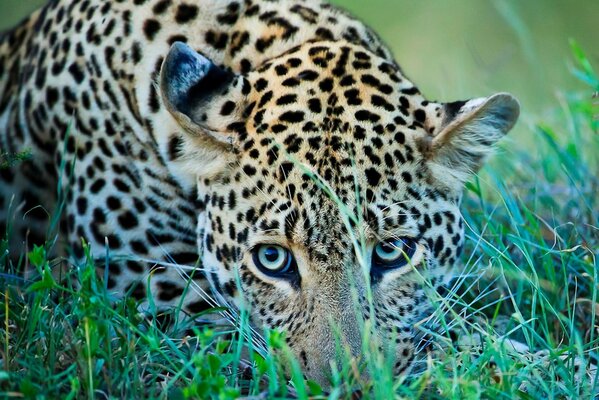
[0,45,597,399]
[0,150,31,170]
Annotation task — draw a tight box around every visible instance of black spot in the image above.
[205,30,228,50]
[46,87,59,108]
[319,78,333,92]
[316,27,334,40]
[143,19,161,40]
[279,111,305,124]
[224,191,236,210]
[68,62,85,83]
[282,77,300,87]
[220,101,236,116]
[365,168,381,186]
[276,94,297,106]
[279,162,294,178]
[168,136,183,160]
[223,280,236,297]
[148,84,161,113]
[275,64,288,76]
[371,137,383,149]
[308,98,321,113]
[152,0,172,14]
[394,132,405,144]
[371,95,394,112]
[106,196,121,210]
[254,78,268,91]
[243,165,256,176]
[241,80,250,98]
[297,70,318,81]
[175,4,199,23]
[133,198,147,213]
[217,2,240,25]
[76,197,88,214]
[258,91,273,108]
[271,125,287,134]
[89,179,106,194]
[287,58,302,68]
[353,126,366,140]
[239,58,252,74]
[114,178,130,193]
[340,75,356,86]
[401,86,420,95]
[255,36,275,53]
[147,231,175,245]
[118,211,139,230]
[93,207,106,224]
[414,109,426,123]
[344,89,361,106]
[355,110,380,123]
[167,34,188,46]
[130,240,148,254]
[433,236,444,257]
[171,252,199,265]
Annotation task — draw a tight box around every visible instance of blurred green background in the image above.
[1,0,597,118]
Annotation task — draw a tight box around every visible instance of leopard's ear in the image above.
[424,93,520,188]
[160,42,249,144]
[160,42,250,179]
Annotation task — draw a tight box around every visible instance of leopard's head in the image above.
[160,41,519,385]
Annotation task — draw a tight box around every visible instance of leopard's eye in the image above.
[253,245,294,275]
[372,238,416,271]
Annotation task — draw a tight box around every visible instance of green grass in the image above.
[1,44,598,400]
[0,150,31,170]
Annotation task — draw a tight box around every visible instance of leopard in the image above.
[0,0,520,386]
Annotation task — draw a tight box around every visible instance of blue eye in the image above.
[372,238,417,271]
[253,245,295,276]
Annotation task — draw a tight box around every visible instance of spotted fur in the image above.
[0,0,519,385]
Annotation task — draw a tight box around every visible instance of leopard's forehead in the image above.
[234,42,442,184]
[211,42,454,246]
[243,41,439,138]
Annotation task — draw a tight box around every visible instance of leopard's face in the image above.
[160,40,519,385]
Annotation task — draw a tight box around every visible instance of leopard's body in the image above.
[0,0,519,384]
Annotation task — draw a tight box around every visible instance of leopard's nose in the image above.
[300,330,364,389]
[298,297,365,387]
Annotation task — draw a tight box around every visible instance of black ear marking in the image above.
[161,42,234,116]
[442,100,467,125]
[158,43,247,179]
